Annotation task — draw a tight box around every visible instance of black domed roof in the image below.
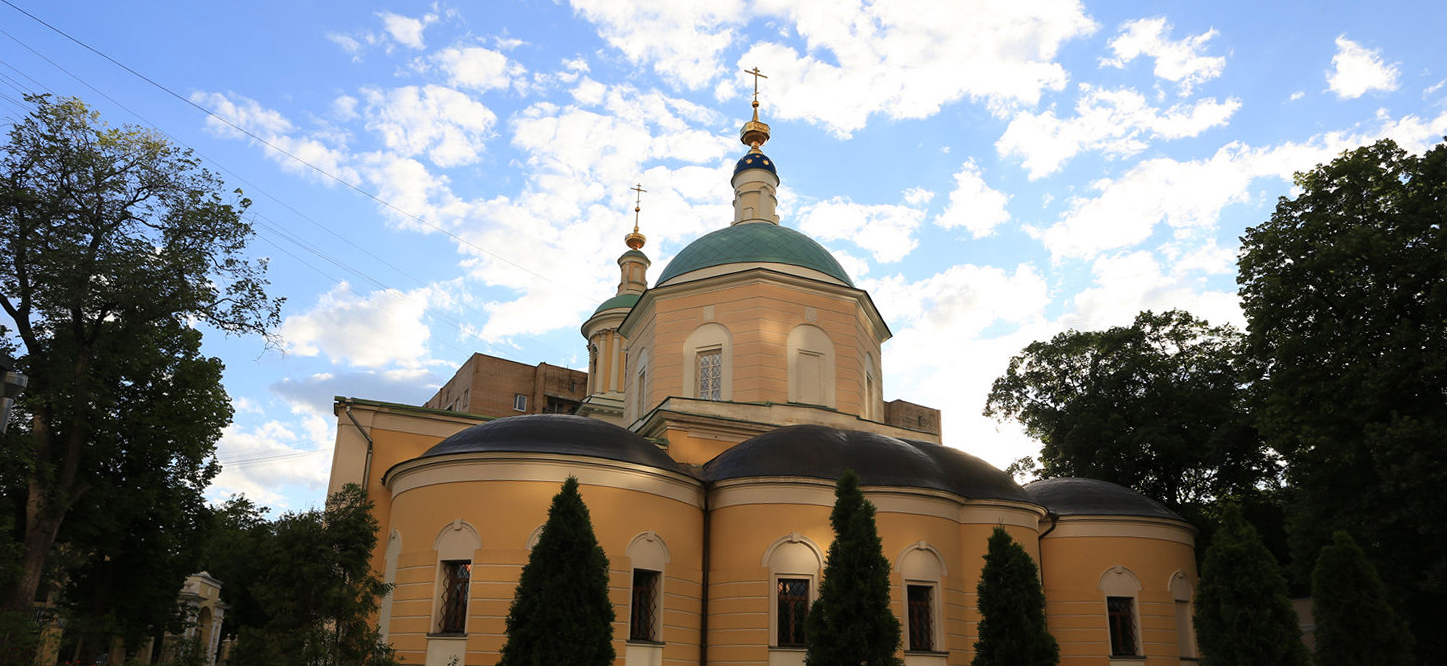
[1024,478,1182,520]
[734,150,777,175]
[703,424,1030,502]
[422,414,680,472]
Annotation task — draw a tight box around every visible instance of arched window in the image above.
[626,532,672,643]
[897,542,946,653]
[787,324,836,407]
[863,351,879,420]
[433,519,481,635]
[763,533,824,649]
[1170,571,1197,658]
[1099,566,1143,658]
[379,530,402,642]
[682,323,732,402]
[632,347,650,421]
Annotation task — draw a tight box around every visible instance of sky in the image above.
[2,0,1445,511]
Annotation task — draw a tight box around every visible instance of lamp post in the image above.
[1,351,27,435]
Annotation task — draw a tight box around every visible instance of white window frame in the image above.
[682,323,732,402]
[513,393,527,412]
[1099,566,1144,659]
[763,533,823,650]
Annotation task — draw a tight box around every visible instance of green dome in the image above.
[592,292,640,314]
[656,224,854,287]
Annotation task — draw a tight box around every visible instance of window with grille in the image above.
[776,578,810,647]
[630,569,661,642]
[1107,596,1138,656]
[438,560,471,634]
[907,584,935,651]
[697,349,722,400]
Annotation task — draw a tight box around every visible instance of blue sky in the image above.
[3,0,1444,510]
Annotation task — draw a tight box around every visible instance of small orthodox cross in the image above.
[744,66,767,103]
[630,183,646,229]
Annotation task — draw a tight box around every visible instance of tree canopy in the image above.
[225,484,396,666]
[804,470,902,666]
[0,93,279,622]
[985,309,1275,510]
[971,526,1058,666]
[498,477,615,666]
[1238,138,1447,657]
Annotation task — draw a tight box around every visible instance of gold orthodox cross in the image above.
[630,183,646,230]
[744,66,767,103]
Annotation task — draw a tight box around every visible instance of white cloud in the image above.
[209,411,333,508]
[570,0,1095,135]
[1066,251,1243,331]
[279,283,437,368]
[737,0,1098,137]
[933,159,1010,237]
[997,84,1240,178]
[796,197,924,263]
[864,263,1051,467]
[361,85,497,168]
[1328,36,1400,99]
[1102,18,1225,94]
[378,11,437,50]
[1032,108,1447,259]
[432,46,526,93]
[568,0,746,89]
[191,91,360,185]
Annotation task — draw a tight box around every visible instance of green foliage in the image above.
[971,527,1057,666]
[1238,138,1447,658]
[0,94,280,617]
[195,496,271,640]
[1194,504,1306,666]
[226,484,396,666]
[498,477,615,666]
[1311,531,1412,666]
[985,310,1275,511]
[804,470,901,666]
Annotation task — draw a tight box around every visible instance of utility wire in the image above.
[0,19,581,364]
[0,0,588,299]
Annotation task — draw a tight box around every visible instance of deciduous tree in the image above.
[1238,138,1447,659]
[971,526,1057,666]
[498,477,615,666]
[804,470,901,666]
[0,94,280,614]
[985,310,1276,511]
[227,484,396,666]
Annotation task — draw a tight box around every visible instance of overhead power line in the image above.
[0,0,586,298]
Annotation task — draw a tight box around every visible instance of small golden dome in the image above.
[740,100,771,150]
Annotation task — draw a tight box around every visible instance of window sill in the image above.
[905,651,949,656]
[770,646,806,652]
[426,632,467,640]
[626,639,665,646]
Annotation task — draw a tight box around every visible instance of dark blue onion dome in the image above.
[734,150,777,176]
[421,414,681,472]
[1024,477,1183,521]
[655,223,855,287]
[703,424,1031,503]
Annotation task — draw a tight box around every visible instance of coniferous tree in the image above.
[498,477,615,666]
[971,526,1058,666]
[1194,503,1306,666]
[804,470,902,666]
[1311,531,1413,666]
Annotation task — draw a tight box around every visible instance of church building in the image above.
[327,92,1199,666]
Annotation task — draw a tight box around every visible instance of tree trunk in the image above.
[4,481,66,611]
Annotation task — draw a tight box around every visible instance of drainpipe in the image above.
[1037,511,1059,587]
[699,480,711,666]
[343,399,374,492]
